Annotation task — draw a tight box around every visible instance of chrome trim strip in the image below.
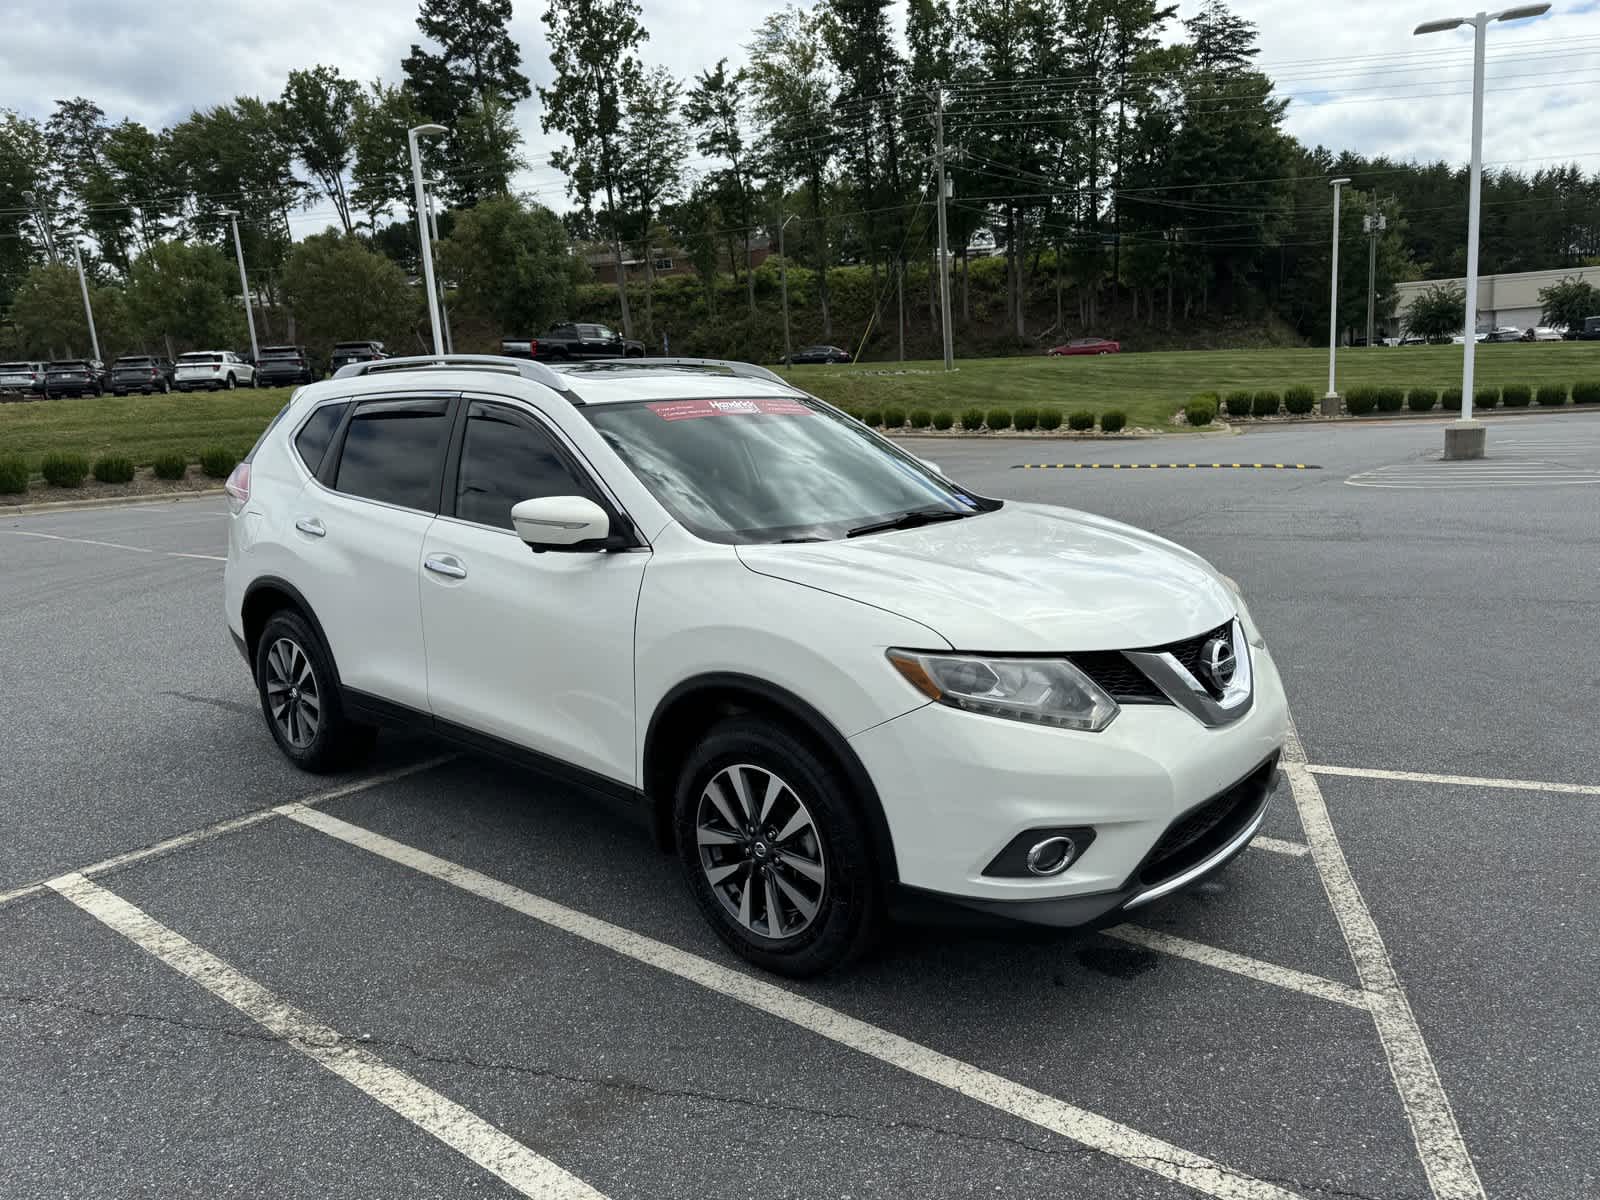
[1121,801,1268,910]
[1124,617,1253,727]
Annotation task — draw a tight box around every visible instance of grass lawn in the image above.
[3,342,1598,468]
[788,342,1600,427]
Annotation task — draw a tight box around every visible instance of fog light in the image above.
[1025,836,1076,876]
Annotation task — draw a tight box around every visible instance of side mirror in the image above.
[511,495,612,551]
[920,459,943,476]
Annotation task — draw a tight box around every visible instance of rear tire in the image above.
[225,374,236,390]
[254,610,375,773]
[674,716,881,977]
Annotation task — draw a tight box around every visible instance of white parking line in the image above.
[1283,734,1485,1200]
[1102,926,1369,1010]
[281,802,1307,1200]
[0,756,456,911]
[1251,836,1311,857]
[48,873,607,1200]
[1307,763,1600,798]
[0,529,225,562]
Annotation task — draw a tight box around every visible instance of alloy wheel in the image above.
[264,637,321,749]
[696,764,826,939]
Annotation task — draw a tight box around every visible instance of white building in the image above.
[1390,265,1600,335]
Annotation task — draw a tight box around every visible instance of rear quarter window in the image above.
[293,402,350,475]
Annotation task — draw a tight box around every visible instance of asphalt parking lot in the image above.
[2,410,1597,1200]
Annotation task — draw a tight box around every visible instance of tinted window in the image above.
[115,357,153,366]
[334,398,451,510]
[294,402,349,474]
[455,402,594,530]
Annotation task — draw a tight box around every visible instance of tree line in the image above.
[4,0,1599,364]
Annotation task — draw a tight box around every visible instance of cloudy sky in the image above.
[3,0,1598,229]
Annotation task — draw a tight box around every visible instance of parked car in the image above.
[1450,332,1488,344]
[0,360,46,396]
[1484,326,1525,343]
[42,358,108,397]
[1573,316,1600,341]
[501,324,646,362]
[223,353,1290,976]
[109,355,175,395]
[1528,326,1566,342]
[330,341,388,373]
[174,351,255,392]
[255,345,317,387]
[782,345,853,365]
[1047,337,1121,356]
[1397,332,1427,346]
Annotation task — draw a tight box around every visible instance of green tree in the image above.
[281,66,362,233]
[10,264,95,357]
[42,97,108,240]
[125,241,245,353]
[1538,276,1598,332]
[0,110,52,306]
[1404,282,1466,341]
[617,67,687,337]
[98,121,181,260]
[437,196,577,335]
[403,0,530,202]
[684,60,756,313]
[281,232,420,352]
[350,82,428,228]
[540,0,648,337]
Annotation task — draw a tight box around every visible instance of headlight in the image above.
[1218,574,1265,649]
[886,650,1119,732]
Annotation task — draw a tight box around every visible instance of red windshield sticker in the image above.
[647,398,814,420]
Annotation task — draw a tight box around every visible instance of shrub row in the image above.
[1202,379,1600,418]
[858,407,1128,433]
[0,450,234,493]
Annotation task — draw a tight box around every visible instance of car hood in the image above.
[736,501,1235,651]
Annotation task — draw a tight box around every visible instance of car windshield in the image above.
[584,395,999,544]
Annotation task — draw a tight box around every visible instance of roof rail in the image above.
[332,354,575,393]
[552,356,792,388]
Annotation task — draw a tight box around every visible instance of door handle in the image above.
[295,517,326,537]
[424,555,468,580]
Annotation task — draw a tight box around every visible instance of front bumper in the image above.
[848,640,1291,921]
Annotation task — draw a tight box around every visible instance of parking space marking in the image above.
[1251,836,1310,857]
[1283,734,1485,1200]
[1102,926,1370,1010]
[1307,762,1600,798]
[0,529,225,562]
[282,802,1306,1200]
[47,872,607,1200]
[0,756,456,911]
[1016,463,1320,470]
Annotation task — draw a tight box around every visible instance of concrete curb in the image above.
[0,488,225,517]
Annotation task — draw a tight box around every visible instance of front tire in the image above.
[225,374,236,390]
[254,610,374,773]
[674,717,881,976]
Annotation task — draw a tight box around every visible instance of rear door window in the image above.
[331,397,452,511]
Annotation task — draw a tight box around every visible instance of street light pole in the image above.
[932,84,955,372]
[426,188,454,354]
[408,123,449,354]
[72,244,101,363]
[1324,177,1351,406]
[1364,210,1387,348]
[778,212,797,368]
[220,210,260,366]
[1415,4,1552,457]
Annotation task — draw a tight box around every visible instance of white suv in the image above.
[175,350,256,392]
[223,356,1289,975]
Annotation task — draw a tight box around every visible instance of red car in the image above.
[1047,337,1121,356]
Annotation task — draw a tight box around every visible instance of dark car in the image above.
[329,341,388,373]
[1483,326,1524,343]
[255,345,317,387]
[0,361,46,396]
[109,355,175,395]
[1047,337,1121,356]
[1573,316,1600,341]
[502,323,646,362]
[43,359,108,398]
[784,345,853,365]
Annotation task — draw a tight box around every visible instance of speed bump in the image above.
[1013,462,1320,470]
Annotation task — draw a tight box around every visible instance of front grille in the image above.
[1072,652,1166,702]
[1147,621,1233,699]
[1136,757,1276,887]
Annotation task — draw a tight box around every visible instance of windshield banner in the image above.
[647,397,814,421]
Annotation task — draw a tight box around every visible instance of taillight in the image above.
[223,462,251,512]
[212,364,221,372]
[529,339,539,355]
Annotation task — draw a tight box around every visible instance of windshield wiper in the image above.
[846,507,970,538]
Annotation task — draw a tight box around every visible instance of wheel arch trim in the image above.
[241,575,339,686]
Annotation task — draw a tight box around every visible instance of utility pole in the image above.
[778,213,797,367]
[23,191,61,265]
[426,188,454,354]
[72,245,101,363]
[896,258,905,362]
[220,210,260,366]
[931,84,955,372]
[1363,209,1387,348]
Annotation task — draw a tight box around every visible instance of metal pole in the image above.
[426,189,453,354]
[25,191,61,265]
[933,85,955,372]
[224,211,260,365]
[408,124,447,355]
[1460,13,1488,422]
[1325,178,1350,399]
[778,213,795,367]
[73,245,101,363]
[896,258,905,362]
[1365,214,1378,348]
